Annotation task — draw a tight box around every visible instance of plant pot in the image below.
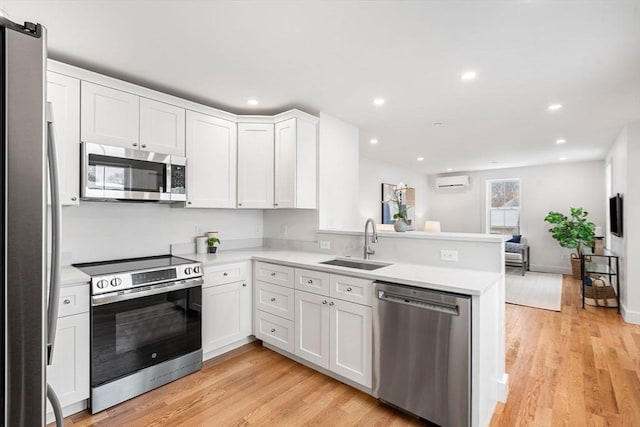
[570,255,581,280]
[393,219,409,232]
[207,246,218,254]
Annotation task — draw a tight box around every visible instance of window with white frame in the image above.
[486,178,521,234]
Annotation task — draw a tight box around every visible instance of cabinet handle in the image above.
[141,144,147,148]
[132,143,138,147]
[322,300,328,305]
[329,301,335,306]
[223,272,228,276]
[307,279,313,284]
[242,283,247,287]
[187,201,192,205]
[270,328,276,333]
[71,196,77,201]
[346,287,352,292]
[63,299,71,305]
[274,203,279,207]
[270,297,276,302]
[238,203,243,206]
[270,272,276,276]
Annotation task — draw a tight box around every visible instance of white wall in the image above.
[607,123,640,324]
[318,112,360,230]
[61,203,262,263]
[358,156,429,230]
[427,161,605,274]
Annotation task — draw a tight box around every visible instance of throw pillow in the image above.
[507,234,522,243]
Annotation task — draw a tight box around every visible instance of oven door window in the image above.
[91,287,201,387]
[87,154,167,193]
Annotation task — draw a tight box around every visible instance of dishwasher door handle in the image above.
[377,290,459,316]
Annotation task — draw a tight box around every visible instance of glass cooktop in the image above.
[73,255,194,276]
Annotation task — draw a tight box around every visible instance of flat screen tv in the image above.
[609,193,623,237]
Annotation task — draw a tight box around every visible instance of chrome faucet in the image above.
[364,218,378,259]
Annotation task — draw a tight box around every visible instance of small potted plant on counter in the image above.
[207,236,220,253]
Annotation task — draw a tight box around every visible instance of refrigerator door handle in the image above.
[46,101,62,365]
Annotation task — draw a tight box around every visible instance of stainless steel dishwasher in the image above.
[373,281,471,427]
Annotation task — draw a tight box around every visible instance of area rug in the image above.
[505,271,563,311]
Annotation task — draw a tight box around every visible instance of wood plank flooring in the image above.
[60,276,640,426]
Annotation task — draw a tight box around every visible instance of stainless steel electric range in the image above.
[74,255,204,413]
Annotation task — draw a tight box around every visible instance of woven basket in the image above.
[584,275,617,307]
[570,255,582,280]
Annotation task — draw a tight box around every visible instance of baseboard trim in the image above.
[496,373,509,402]
[529,264,572,275]
[46,400,87,424]
[203,336,256,361]
[621,304,640,325]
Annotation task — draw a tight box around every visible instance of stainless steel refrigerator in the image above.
[1,16,64,426]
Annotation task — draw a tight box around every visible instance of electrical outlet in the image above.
[440,249,458,262]
[320,241,331,250]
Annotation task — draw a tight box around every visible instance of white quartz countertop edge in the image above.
[60,265,91,287]
[317,229,511,243]
[183,249,502,296]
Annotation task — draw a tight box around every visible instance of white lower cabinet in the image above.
[329,298,372,388]
[254,310,295,353]
[202,280,252,355]
[46,286,90,417]
[294,290,330,368]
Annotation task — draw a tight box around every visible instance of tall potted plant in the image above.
[544,207,595,279]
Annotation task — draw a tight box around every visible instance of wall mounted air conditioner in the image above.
[435,175,470,189]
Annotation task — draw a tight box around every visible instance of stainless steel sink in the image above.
[319,258,391,271]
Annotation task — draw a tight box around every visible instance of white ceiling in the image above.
[4,0,640,174]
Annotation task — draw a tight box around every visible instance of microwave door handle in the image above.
[166,163,172,194]
[46,102,62,365]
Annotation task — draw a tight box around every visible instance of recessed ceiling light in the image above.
[370,139,378,144]
[447,168,453,172]
[556,139,567,144]
[247,99,258,105]
[417,156,424,161]
[461,70,477,81]
[373,97,385,106]
[547,103,563,111]
[433,122,443,126]
[560,157,567,161]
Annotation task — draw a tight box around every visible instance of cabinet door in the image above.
[80,81,139,148]
[47,72,81,205]
[139,97,186,156]
[295,290,330,369]
[237,123,274,208]
[329,299,372,388]
[202,280,252,354]
[274,118,297,208]
[46,312,90,412]
[185,111,237,208]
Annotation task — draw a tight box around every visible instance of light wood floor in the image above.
[60,276,640,426]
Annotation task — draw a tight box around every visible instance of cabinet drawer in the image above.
[294,268,330,295]
[57,285,90,317]
[254,262,294,288]
[254,310,294,353]
[329,275,373,306]
[255,281,294,320]
[204,262,248,287]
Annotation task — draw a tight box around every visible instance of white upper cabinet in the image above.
[139,97,186,156]
[185,110,237,208]
[80,81,139,149]
[274,117,317,209]
[47,71,80,206]
[237,123,274,209]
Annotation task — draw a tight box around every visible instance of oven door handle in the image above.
[91,278,204,306]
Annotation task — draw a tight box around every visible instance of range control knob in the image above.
[110,277,122,287]
[96,279,109,289]
[185,267,193,275]
[193,266,201,274]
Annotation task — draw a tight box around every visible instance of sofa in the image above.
[505,236,530,275]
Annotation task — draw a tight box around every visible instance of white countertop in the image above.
[317,229,511,243]
[60,265,90,287]
[182,248,502,296]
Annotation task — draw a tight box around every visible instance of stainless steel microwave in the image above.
[81,142,187,202]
